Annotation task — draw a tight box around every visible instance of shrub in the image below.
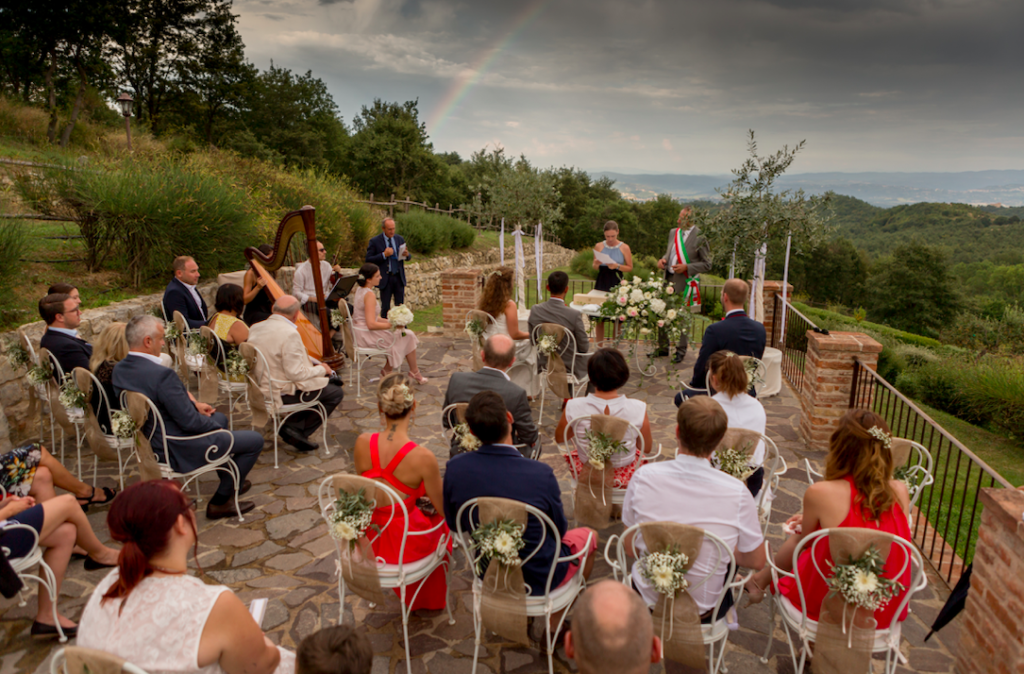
[893,344,940,368]
[570,250,598,279]
[0,221,28,320]
[795,303,942,348]
[394,210,475,255]
[449,219,477,248]
[0,97,48,145]
[955,358,1024,439]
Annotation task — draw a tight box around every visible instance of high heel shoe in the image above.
[410,370,429,385]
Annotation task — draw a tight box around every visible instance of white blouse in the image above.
[712,391,767,466]
[565,394,647,467]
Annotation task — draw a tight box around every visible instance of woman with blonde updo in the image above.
[352,372,450,610]
[90,322,131,433]
[477,266,539,397]
[709,350,768,495]
[744,409,912,630]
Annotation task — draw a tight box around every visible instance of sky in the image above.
[232,0,1024,175]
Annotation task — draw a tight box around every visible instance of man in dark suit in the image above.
[365,217,410,318]
[656,207,712,363]
[38,292,92,379]
[442,334,540,459]
[162,255,208,329]
[113,314,263,519]
[527,271,590,379]
[676,278,766,405]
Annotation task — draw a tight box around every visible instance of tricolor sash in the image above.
[673,228,701,307]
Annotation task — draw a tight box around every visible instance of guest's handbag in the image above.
[0,551,23,599]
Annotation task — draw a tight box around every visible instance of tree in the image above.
[868,241,958,337]
[767,237,869,307]
[347,99,441,200]
[467,154,562,229]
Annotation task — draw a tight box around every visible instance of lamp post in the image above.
[116,92,133,151]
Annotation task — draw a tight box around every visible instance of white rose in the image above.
[650,299,666,315]
[632,276,642,284]
[666,309,677,320]
[630,289,645,303]
[639,327,651,335]
[331,520,358,541]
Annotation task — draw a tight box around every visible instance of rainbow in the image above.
[426,0,549,133]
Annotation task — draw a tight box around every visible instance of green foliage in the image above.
[570,250,598,280]
[942,304,1024,356]
[394,210,476,256]
[909,357,1024,440]
[794,303,942,348]
[767,237,869,308]
[0,221,28,320]
[867,241,958,337]
[466,150,563,229]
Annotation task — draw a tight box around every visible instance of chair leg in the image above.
[400,585,413,674]
[760,598,776,664]
[538,385,546,425]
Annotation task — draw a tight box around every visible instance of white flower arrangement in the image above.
[110,410,137,439]
[465,318,485,341]
[743,358,766,389]
[327,487,378,549]
[537,334,559,356]
[597,273,688,376]
[714,445,756,481]
[582,429,630,470]
[640,545,690,596]
[892,464,916,490]
[453,422,481,452]
[186,332,209,357]
[26,361,52,386]
[470,518,526,575]
[330,307,346,329]
[58,378,87,416]
[7,343,30,370]
[225,349,250,378]
[826,546,905,612]
[387,304,415,336]
[164,321,181,343]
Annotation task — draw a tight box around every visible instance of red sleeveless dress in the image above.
[361,434,451,611]
[778,476,912,629]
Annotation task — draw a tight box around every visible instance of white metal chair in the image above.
[171,311,205,392]
[19,329,56,448]
[759,528,928,674]
[318,475,453,674]
[464,309,497,371]
[558,415,660,509]
[43,350,86,478]
[441,403,537,460]
[682,355,768,397]
[340,299,391,397]
[454,498,595,674]
[120,391,246,521]
[603,522,744,674]
[51,647,150,674]
[531,323,590,426]
[199,326,248,430]
[709,428,788,537]
[72,367,136,490]
[240,343,330,469]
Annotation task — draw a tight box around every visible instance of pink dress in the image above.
[353,286,419,368]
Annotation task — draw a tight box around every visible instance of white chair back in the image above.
[318,474,409,563]
[51,647,150,674]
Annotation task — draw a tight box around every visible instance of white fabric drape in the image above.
[513,226,526,309]
[535,222,543,301]
[500,218,505,266]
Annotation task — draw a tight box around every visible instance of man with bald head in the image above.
[565,580,661,674]
[442,334,540,459]
[247,295,344,452]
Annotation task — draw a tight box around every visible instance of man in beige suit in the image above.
[656,207,712,363]
[248,295,344,452]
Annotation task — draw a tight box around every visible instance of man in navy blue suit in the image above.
[162,256,208,329]
[676,278,766,405]
[113,314,263,519]
[365,217,410,318]
[38,292,92,380]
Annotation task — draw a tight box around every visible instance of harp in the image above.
[243,206,344,369]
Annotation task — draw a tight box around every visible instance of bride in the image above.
[476,267,539,397]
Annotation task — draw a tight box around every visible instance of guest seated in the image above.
[528,271,590,380]
[38,292,91,379]
[477,267,538,397]
[622,397,766,619]
[352,263,427,384]
[247,295,344,453]
[0,490,120,639]
[677,278,766,405]
[1,441,116,510]
[297,625,372,674]
[744,409,912,630]
[88,321,129,434]
[163,255,207,329]
[353,373,449,611]
[565,580,662,674]
[293,240,343,328]
[243,244,276,326]
[47,282,80,307]
[113,315,263,519]
[555,347,653,488]
[709,350,768,496]
[442,335,540,459]
[77,480,295,673]
[443,391,598,602]
[208,283,249,381]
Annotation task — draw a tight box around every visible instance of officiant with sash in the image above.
[592,220,633,343]
[365,217,410,318]
[656,207,711,364]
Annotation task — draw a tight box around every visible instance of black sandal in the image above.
[77,485,117,508]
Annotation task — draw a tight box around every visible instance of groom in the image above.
[365,217,410,317]
[656,207,711,363]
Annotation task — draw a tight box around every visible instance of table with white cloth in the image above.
[760,346,783,397]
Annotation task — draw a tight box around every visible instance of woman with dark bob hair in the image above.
[555,347,653,488]
[78,480,295,673]
[350,262,427,384]
[209,283,249,347]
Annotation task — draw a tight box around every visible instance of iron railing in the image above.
[850,359,1013,586]
[770,294,818,392]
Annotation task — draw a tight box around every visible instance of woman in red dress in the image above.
[353,372,450,611]
[745,409,912,629]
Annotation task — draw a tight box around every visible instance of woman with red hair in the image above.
[77,480,295,674]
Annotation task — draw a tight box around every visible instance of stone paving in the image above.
[0,336,960,673]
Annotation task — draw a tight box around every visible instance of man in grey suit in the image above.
[442,335,540,460]
[656,207,712,363]
[527,271,590,379]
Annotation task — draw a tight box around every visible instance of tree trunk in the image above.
[59,56,88,148]
[45,53,58,144]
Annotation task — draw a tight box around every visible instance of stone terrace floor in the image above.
[0,335,960,673]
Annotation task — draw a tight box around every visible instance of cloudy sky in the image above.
[233,0,1024,174]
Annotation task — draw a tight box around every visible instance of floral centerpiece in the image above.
[387,305,414,336]
[582,429,629,470]
[598,274,688,374]
[640,545,690,596]
[327,487,379,550]
[59,378,87,419]
[110,410,137,439]
[452,422,481,452]
[6,343,30,371]
[536,334,559,357]
[470,518,526,575]
[164,320,181,343]
[826,546,905,612]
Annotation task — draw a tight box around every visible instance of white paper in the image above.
[593,248,617,266]
[398,243,408,260]
[249,598,267,627]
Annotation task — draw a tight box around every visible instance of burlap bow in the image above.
[62,646,127,674]
[238,343,268,429]
[20,332,42,422]
[122,392,165,482]
[195,326,220,405]
[39,348,80,442]
[638,522,707,670]
[71,368,119,462]
[474,497,530,646]
[889,438,912,470]
[574,414,630,529]
[713,428,761,475]
[323,475,387,605]
[465,310,492,371]
[540,323,570,399]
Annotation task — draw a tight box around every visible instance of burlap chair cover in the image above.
[336,302,356,361]
[196,326,222,405]
[638,522,707,670]
[324,474,387,605]
[122,392,165,482]
[574,414,630,529]
[890,438,912,470]
[812,529,896,674]
[540,323,570,399]
[21,332,42,421]
[72,369,119,462]
[465,310,492,371]
[172,312,191,385]
[238,344,268,429]
[474,497,530,646]
[713,428,760,478]
[40,348,81,441]
[62,646,126,674]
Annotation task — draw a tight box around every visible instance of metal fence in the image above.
[770,294,819,392]
[850,359,1013,586]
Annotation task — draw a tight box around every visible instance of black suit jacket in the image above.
[39,329,92,381]
[689,311,767,389]
[442,368,539,451]
[163,278,208,329]
[365,233,409,289]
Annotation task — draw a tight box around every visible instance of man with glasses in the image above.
[39,292,92,380]
[365,217,410,317]
[293,241,343,327]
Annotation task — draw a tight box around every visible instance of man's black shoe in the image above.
[279,427,318,452]
[672,352,686,364]
[238,479,252,496]
[206,499,256,520]
[653,348,669,358]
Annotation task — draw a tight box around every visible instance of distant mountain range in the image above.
[591,170,1024,208]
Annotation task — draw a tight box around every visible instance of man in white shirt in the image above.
[292,241,342,327]
[622,396,765,618]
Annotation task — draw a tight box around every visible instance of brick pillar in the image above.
[957,488,1024,674]
[799,331,882,451]
[442,268,482,333]
[760,280,793,334]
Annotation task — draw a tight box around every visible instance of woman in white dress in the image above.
[709,350,768,496]
[78,480,294,674]
[352,263,428,384]
[477,267,538,397]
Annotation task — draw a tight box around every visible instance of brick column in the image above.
[957,487,1024,674]
[442,268,482,333]
[799,331,882,451]
[760,280,793,334]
